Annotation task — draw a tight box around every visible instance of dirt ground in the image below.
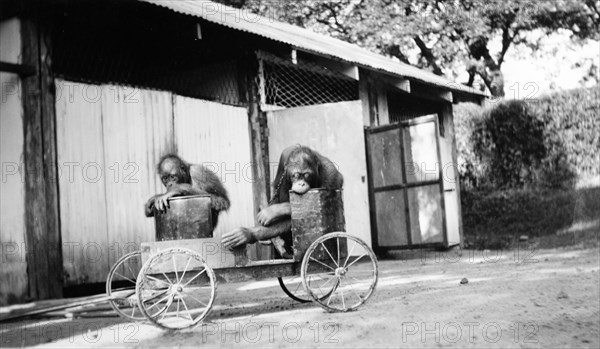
[1,246,598,348]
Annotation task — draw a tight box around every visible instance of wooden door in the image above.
[366,115,453,251]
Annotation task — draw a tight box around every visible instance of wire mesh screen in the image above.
[49,4,245,107]
[257,52,359,109]
[52,37,244,107]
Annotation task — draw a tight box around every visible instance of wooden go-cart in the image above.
[106,189,378,330]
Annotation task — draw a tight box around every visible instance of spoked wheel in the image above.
[278,275,337,303]
[277,275,326,303]
[136,248,216,330]
[301,232,378,312]
[106,251,145,320]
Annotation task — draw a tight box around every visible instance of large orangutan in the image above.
[145,154,230,228]
[222,145,343,257]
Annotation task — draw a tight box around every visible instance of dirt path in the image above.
[1,246,598,348]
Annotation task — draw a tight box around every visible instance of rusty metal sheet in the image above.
[290,189,346,261]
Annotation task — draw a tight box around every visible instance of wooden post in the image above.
[442,103,464,246]
[358,69,371,127]
[377,83,390,125]
[368,77,380,126]
[21,13,63,300]
[240,52,272,260]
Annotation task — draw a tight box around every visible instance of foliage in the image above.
[477,100,548,187]
[454,88,599,250]
[455,87,599,190]
[529,87,600,180]
[461,186,599,249]
[220,0,600,97]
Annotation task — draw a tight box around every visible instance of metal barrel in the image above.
[290,189,346,261]
[154,195,213,241]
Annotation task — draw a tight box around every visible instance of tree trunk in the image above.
[467,37,505,97]
[414,36,444,76]
[469,63,505,97]
[484,66,505,97]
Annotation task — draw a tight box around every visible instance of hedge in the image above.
[454,87,599,249]
[454,87,599,190]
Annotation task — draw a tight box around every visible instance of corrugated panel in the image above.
[57,81,174,284]
[174,96,255,238]
[0,71,27,304]
[56,79,109,285]
[139,0,485,97]
[102,87,174,270]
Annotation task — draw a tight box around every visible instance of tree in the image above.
[220,0,600,97]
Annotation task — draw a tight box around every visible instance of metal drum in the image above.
[290,189,346,261]
[154,195,213,241]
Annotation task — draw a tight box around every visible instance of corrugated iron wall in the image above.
[56,80,174,284]
[56,80,108,285]
[56,81,254,285]
[174,96,256,238]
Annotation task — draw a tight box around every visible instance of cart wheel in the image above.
[136,248,216,330]
[278,275,337,303]
[278,276,313,303]
[106,251,145,320]
[301,232,378,312]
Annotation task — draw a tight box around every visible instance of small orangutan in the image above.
[222,145,343,257]
[145,154,230,228]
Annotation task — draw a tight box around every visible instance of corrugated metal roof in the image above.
[138,0,486,97]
